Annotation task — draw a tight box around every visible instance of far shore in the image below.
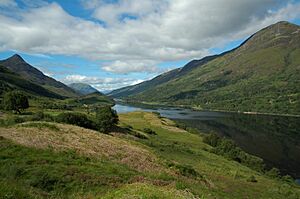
[114,99,300,118]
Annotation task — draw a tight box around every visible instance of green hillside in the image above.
[0,65,63,99]
[0,54,78,98]
[0,112,299,198]
[110,21,300,115]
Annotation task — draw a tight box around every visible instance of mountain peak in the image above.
[237,21,300,52]
[7,54,26,63]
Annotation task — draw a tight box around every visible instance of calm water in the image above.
[113,103,300,180]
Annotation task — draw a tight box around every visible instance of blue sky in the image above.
[0,0,300,91]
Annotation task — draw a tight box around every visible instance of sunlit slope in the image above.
[114,21,300,114]
[0,113,299,198]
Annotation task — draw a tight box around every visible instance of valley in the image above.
[0,19,299,198]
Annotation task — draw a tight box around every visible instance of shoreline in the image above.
[115,99,300,117]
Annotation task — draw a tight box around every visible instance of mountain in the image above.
[110,21,300,115]
[0,54,78,98]
[69,83,99,95]
[0,64,63,98]
[109,55,218,98]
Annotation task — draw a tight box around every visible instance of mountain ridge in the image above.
[0,54,78,98]
[109,21,300,115]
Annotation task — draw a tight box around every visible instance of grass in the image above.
[119,112,300,198]
[0,137,137,198]
[18,122,60,131]
[101,183,198,199]
[0,111,299,198]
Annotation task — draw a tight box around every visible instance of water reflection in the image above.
[113,103,300,179]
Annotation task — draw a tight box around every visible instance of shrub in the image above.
[266,168,281,178]
[56,112,96,130]
[247,175,257,183]
[95,106,118,133]
[131,131,148,139]
[0,115,25,127]
[167,162,199,178]
[2,91,29,114]
[202,133,221,147]
[30,111,54,122]
[175,164,198,177]
[281,175,294,183]
[143,128,157,135]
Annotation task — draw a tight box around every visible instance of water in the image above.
[113,103,300,180]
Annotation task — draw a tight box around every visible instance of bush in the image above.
[0,115,25,127]
[175,164,198,177]
[56,112,96,130]
[202,133,221,147]
[247,175,257,183]
[266,168,281,178]
[95,106,118,133]
[281,175,294,183]
[30,111,54,122]
[2,91,29,113]
[131,131,148,139]
[167,162,199,178]
[143,128,157,135]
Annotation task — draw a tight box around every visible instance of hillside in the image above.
[0,54,78,98]
[0,64,63,99]
[65,92,115,107]
[109,55,218,98]
[69,83,99,95]
[0,112,299,198]
[110,21,300,115]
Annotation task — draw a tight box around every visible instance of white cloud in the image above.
[0,0,17,7]
[62,74,144,91]
[0,0,300,74]
[102,60,159,74]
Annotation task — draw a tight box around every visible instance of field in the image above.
[0,109,299,198]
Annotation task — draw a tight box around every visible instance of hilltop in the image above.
[110,21,300,115]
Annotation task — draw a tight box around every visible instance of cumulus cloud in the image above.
[0,0,17,7]
[0,0,300,74]
[102,60,160,74]
[62,74,143,91]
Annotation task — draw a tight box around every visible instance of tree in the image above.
[2,91,29,113]
[95,106,118,132]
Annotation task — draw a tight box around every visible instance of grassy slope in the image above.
[0,112,299,198]
[0,65,63,99]
[118,22,300,115]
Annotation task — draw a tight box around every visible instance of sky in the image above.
[0,0,300,92]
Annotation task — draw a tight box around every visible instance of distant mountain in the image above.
[0,54,78,98]
[110,21,300,115]
[69,83,99,95]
